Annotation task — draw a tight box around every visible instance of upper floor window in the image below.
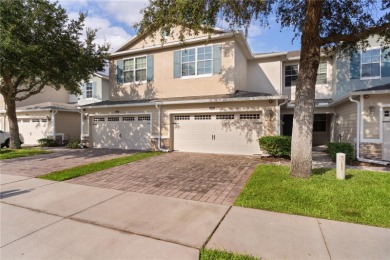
[284,60,327,87]
[316,60,327,84]
[181,46,212,77]
[361,48,381,78]
[124,56,147,83]
[86,82,93,98]
[285,64,298,87]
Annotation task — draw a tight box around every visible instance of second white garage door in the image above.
[173,113,262,155]
[92,115,151,150]
[18,118,51,145]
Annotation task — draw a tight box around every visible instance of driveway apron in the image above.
[68,152,261,205]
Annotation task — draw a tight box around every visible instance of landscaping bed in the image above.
[235,164,390,228]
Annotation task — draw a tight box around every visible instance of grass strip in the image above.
[235,164,390,228]
[0,148,51,160]
[39,151,161,181]
[200,249,259,260]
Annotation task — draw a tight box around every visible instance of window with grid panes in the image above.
[123,56,147,83]
[285,65,298,87]
[361,48,381,78]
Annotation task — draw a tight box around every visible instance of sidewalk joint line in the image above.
[317,218,332,260]
[0,217,66,249]
[202,205,232,249]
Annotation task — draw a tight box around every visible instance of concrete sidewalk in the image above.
[1,174,389,259]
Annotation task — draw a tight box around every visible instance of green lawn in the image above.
[200,249,259,260]
[39,152,161,181]
[0,148,51,160]
[235,165,390,228]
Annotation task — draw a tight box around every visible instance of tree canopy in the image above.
[0,0,110,148]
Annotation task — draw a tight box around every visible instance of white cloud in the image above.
[95,0,149,26]
[68,12,132,51]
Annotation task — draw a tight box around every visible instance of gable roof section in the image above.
[110,29,254,60]
[114,27,226,53]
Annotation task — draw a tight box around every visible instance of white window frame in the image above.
[360,47,381,80]
[284,64,299,88]
[85,82,93,99]
[123,55,147,84]
[181,45,213,79]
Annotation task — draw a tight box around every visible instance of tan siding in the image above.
[234,42,248,91]
[247,58,282,95]
[334,101,357,143]
[55,112,81,141]
[16,87,69,107]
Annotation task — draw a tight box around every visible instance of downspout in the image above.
[78,109,85,148]
[349,96,389,165]
[51,110,58,140]
[277,98,289,135]
[155,103,169,152]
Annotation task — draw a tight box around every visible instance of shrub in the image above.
[259,136,291,158]
[327,142,355,162]
[66,140,81,149]
[37,138,56,147]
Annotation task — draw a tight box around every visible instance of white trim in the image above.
[179,44,214,78]
[253,52,288,59]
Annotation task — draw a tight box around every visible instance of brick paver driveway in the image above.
[0,148,136,177]
[68,152,261,205]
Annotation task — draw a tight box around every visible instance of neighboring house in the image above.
[79,29,389,163]
[0,73,108,145]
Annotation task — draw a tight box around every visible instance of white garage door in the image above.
[383,121,390,161]
[92,115,151,150]
[18,118,50,145]
[173,113,262,155]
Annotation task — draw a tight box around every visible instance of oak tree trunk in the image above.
[290,0,323,178]
[5,97,21,149]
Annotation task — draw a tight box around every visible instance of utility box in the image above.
[336,153,346,180]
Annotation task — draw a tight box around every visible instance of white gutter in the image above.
[252,52,288,59]
[348,96,389,166]
[78,109,85,148]
[80,95,287,109]
[155,103,169,152]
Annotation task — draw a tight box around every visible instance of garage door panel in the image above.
[173,113,262,155]
[19,119,50,145]
[92,116,150,150]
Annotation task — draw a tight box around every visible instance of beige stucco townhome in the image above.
[78,29,389,163]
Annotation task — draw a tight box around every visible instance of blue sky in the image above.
[56,0,301,53]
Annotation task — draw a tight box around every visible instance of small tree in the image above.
[0,0,109,149]
[135,0,390,178]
